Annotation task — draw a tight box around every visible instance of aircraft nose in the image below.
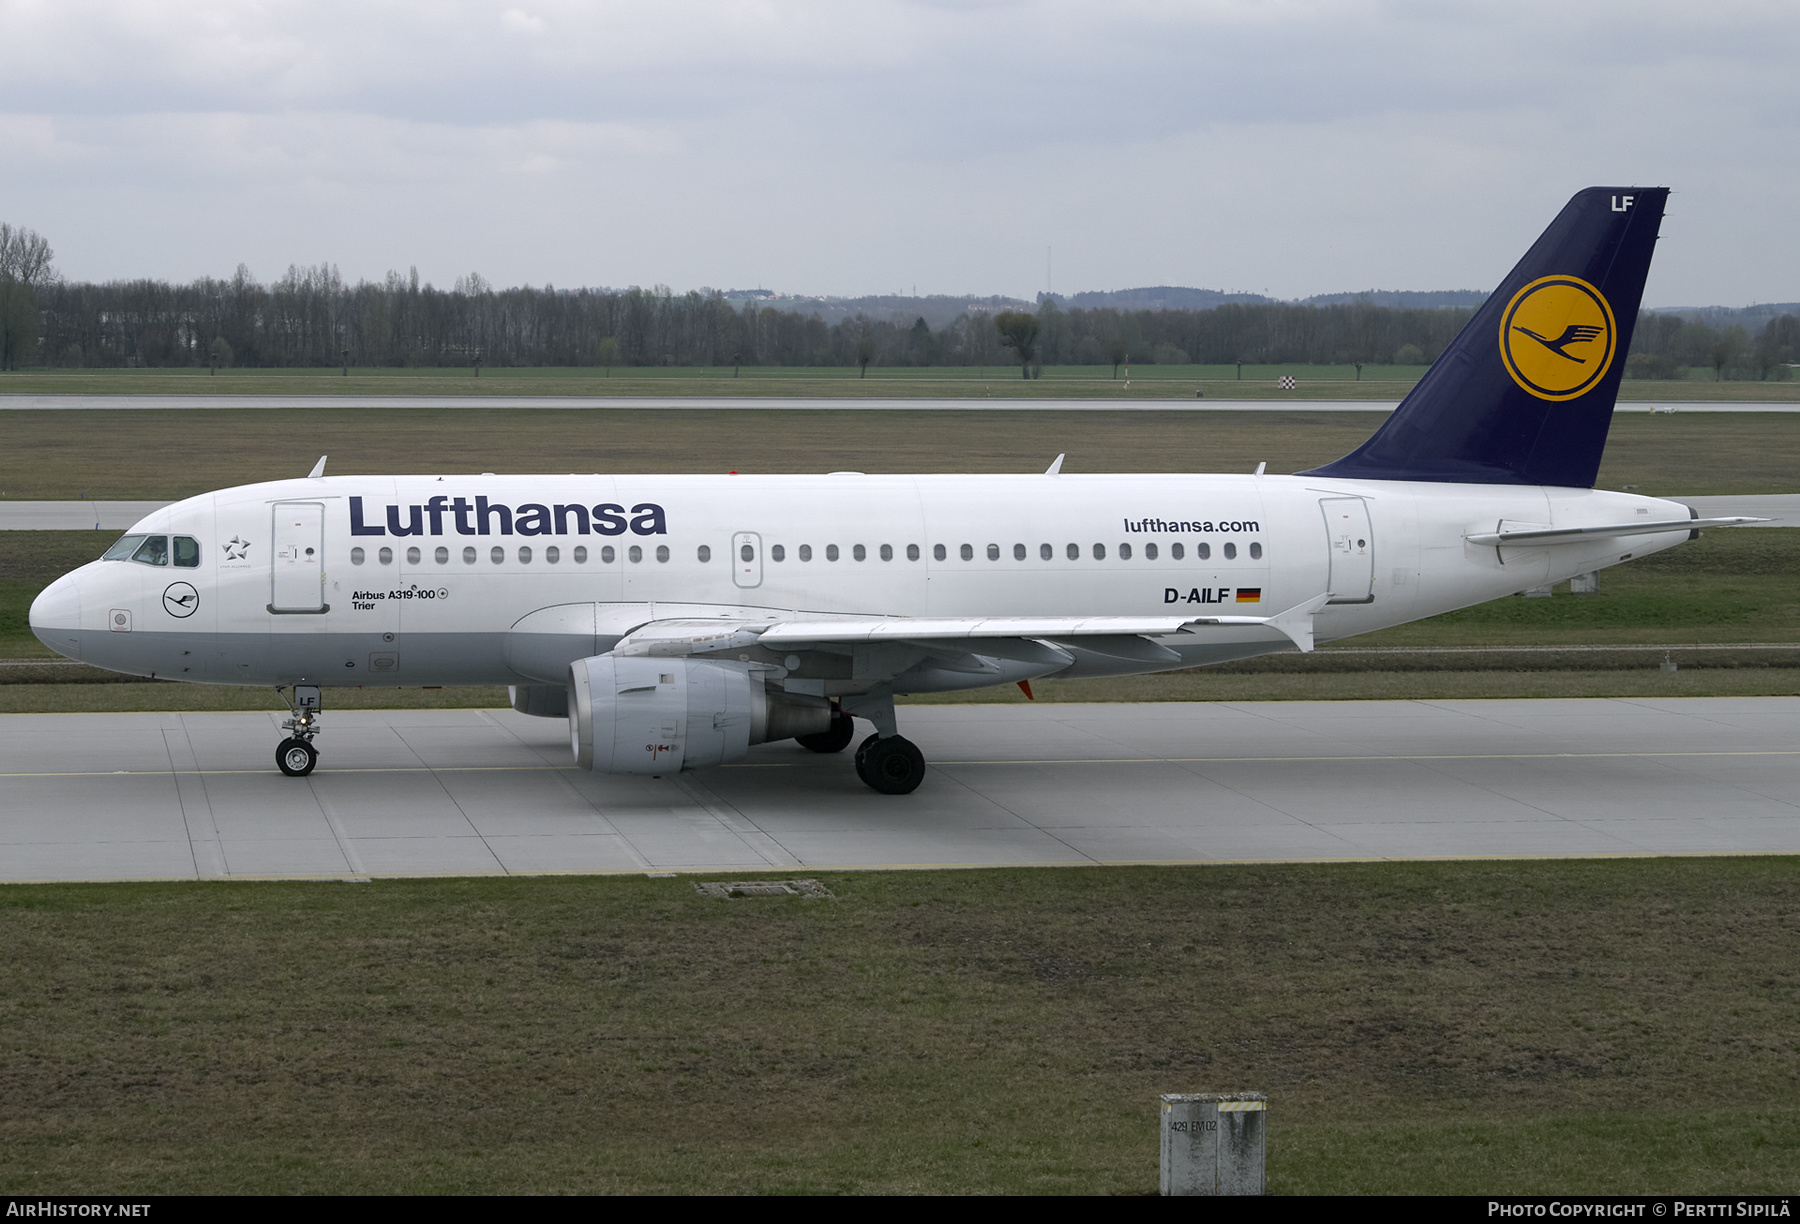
[29,573,82,661]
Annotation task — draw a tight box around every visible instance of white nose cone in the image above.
[29,574,82,661]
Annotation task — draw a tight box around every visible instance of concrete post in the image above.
[1160,1092,1266,1195]
[1571,572,1599,595]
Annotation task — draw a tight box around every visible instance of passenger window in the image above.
[600,545,615,563]
[103,535,146,561]
[131,536,169,566]
[933,544,946,561]
[490,546,505,564]
[799,544,813,561]
[407,546,422,565]
[1250,542,1263,560]
[853,544,866,561]
[518,546,532,563]
[826,544,839,561]
[174,537,200,567]
[1040,543,1052,560]
[986,544,1000,561]
[351,547,366,565]
[907,544,920,561]
[960,544,973,561]
[574,545,588,563]
[546,546,560,563]
[880,544,893,561]
[628,545,642,563]
[1066,543,1079,560]
[1224,542,1238,560]
[655,545,669,563]
[463,546,478,564]
[1146,542,1159,560]
[379,546,394,565]
[770,545,783,562]
[1012,544,1026,561]
[1120,543,1133,560]
[436,546,450,564]
[1197,542,1211,560]
[1092,543,1106,560]
[1171,542,1184,560]
[740,543,755,562]
[697,545,711,562]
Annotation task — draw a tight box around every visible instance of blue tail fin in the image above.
[1300,187,1668,488]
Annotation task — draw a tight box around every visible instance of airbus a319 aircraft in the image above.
[30,187,1758,793]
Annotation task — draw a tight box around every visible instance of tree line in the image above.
[1,226,1793,379]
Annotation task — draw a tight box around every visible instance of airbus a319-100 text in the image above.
[30,187,1757,792]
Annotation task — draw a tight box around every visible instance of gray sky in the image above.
[4,0,1795,306]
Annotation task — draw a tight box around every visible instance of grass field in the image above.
[1,860,1795,1194]
[4,404,1800,502]
[0,363,1795,401]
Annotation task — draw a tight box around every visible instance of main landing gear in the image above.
[839,690,927,795]
[854,733,926,794]
[276,684,322,778]
[796,709,856,754]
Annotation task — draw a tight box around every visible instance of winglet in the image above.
[1045,454,1065,475]
[307,456,327,479]
[1265,594,1332,654]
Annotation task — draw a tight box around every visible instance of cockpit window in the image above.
[173,536,200,568]
[102,535,146,561]
[130,536,170,566]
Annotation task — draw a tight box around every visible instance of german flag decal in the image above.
[1236,588,1262,603]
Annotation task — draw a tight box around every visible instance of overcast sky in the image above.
[3,0,1795,306]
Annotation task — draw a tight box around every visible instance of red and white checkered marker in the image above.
[1277,375,1296,389]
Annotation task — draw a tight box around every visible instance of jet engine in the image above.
[567,655,832,774]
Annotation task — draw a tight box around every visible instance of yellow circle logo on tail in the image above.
[1498,275,1616,401]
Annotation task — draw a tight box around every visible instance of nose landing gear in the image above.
[276,684,322,777]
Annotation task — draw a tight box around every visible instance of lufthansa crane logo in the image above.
[162,582,200,618]
[1498,275,1617,401]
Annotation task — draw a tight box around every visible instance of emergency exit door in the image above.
[731,531,763,589]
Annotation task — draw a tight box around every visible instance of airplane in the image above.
[28,186,1762,794]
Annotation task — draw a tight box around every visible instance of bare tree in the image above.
[0,224,57,370]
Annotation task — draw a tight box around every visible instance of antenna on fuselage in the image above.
[307,456,327,478]
[1045,454,1065,475]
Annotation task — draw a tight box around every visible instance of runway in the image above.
[4,698,1799,882]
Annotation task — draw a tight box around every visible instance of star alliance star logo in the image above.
[224,535,251,561]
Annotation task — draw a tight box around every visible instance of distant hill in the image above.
[1301,289,1488,309]
[721,293,1029,329]
[1646,303,1800,328]
[1051,286,1275,311]
[1048,287,1486,311]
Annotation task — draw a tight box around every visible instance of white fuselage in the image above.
[29,470,1693,693]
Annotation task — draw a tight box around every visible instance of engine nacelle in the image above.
[567,656,831,774]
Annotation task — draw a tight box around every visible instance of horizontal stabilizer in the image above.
[1464,517,1765,546]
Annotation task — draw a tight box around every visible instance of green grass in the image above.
[3,404,1800,502]
[1,860,1796,1193]
[1,364,1795,401]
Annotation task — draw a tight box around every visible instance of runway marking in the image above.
[5,747,1798,779]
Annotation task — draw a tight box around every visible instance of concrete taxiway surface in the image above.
[4,698,1799,882]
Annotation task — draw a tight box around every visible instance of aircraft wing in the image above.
[613,595,1332,660]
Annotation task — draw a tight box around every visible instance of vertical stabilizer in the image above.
[1300,187,1667,488]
